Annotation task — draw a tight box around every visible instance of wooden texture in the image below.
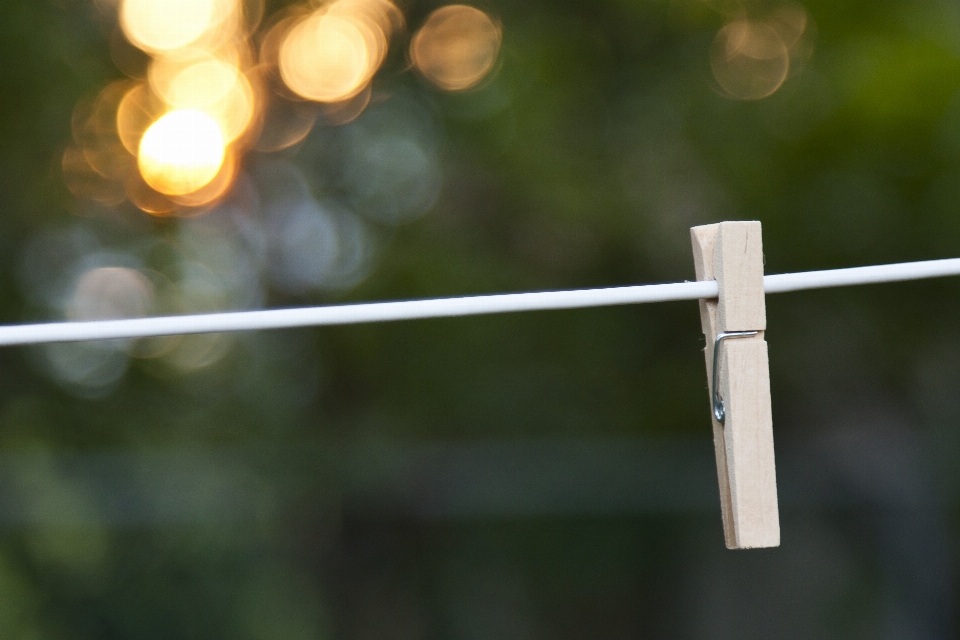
[715,222,766,332]
[691,221,779,549]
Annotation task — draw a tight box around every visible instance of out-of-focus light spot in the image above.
[410,5,501,91]
[119,0,233,54]
[148,47,244,98]
[125,170,180,216]
[767,3,808,50]
[103,269,183,359]
[43,341,130,395]
[170,151,238,208]
[278,5,386,103]
[43,265,155,395]
[176,211,265,307]
[117,83,166,156]
[240,0,267,35]
[254,90,318,152]
[258,8,310,71]
[138,110,226,196]
[161,59,256,143]
[72,81,134,181]
[768,3,815,73]
[345,133,441,224]
[62,148,127,206]
[163,59,241,110]
[253,161,373,293]
[333,0,404,39]
[266,198,342,292]
[67,267,154,321]
[161,262,235,370]
[319,83,372,125]
[163,332,232,371]
[711,20,789,100]
[265,197,373,293]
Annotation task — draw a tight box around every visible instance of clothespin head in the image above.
[691,221,780,549]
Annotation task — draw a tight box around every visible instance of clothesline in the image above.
[1,257,958,347]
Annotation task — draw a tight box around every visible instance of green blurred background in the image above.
[1,0,959,637]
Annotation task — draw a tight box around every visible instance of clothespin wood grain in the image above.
[691,221,780,549]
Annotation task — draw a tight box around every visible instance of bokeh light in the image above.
[125,169,180,215]
[72,81,135,181]
[278,8,382,103]
[66,0,491,217]
[66,267,154,321]
[767,4,809,50]
[711,19,790,100]
[254,90,318,152]
[116,82,166,156]
[62,147,127,206]
[119,0,235,54]
[138,110,226,196]
[156,56,255,143]
[410,5,501,91]
[169,151,238,208]
[256,161,374,293]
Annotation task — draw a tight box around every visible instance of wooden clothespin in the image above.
[691,221,780,549]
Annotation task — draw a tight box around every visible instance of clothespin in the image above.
[691,221,780,549]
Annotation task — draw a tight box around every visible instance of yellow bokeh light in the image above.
[117,82,166,156]
[120,0,232,54]
[279,9,382,103]
[331,0,404,39]
[166,60,239,108]
[148,46,245,98]
[138,110,226,196]
[160,59,256,143]
[410,5,501,91]
[125,169,180,216]
[170,151,238,208]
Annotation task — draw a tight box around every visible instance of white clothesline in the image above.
[1,257,958,347]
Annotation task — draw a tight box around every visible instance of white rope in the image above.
[0,257,958,347]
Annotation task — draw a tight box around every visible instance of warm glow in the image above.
[160,58,255,143]
[125,169,180,215]
[410,5,501,91]
[138,110,226,196]
[319,83,372,125]
[331,0,403,39]
[73,81,135,181]
[166,59,238,108]
[117,82,166,156]
[170,150,237,208]
[279,8,383,103]
[148,46,244,97]
[711,20,790,100]
[119,0,232,54]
